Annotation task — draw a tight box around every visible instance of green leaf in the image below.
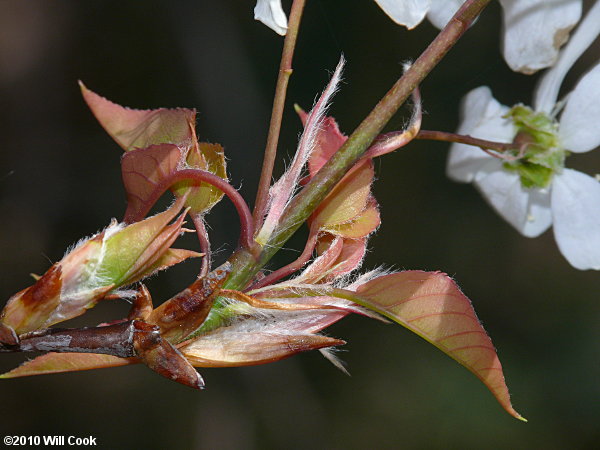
[351,271,526,421]
[100,200,189,285]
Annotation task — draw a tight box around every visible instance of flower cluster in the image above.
[447,1,600,269]
[254,0,583,73]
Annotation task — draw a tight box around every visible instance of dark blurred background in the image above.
[1,1,598,449]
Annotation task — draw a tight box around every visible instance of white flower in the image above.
[447,1,600,270]
[499,0,582,74]
[254,0,289,35]
[255,0,584,73]
[253,0,465,34]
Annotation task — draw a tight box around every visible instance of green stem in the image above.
[253,0,306,228]
[224,0,492,291]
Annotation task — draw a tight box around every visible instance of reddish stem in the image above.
[191,213,212,278]
[253,0,306,228]
[127,169,255,252]
[416,130,518,153]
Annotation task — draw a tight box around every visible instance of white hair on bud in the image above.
[319,347,349,375]
[257,55,346,244]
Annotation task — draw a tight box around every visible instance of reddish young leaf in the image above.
[353,271,525,421]
[121,142,228,221]
[80,82,196,152]
[0,352,134,378]
[295,106,347,177]
[0,265,64,337]
[121,143,183,221]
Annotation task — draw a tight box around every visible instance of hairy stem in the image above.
[253,0,307,228]
[223,0,492,292]
[248,231,318,290]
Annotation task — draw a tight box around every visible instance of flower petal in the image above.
[533,0,600,114]
[447,87,513,183]
[254,0,288,35]
[373,0,431,30]
[559,63,600,153]
[475,161,552,237]
[427,0,463,29]
[551,169,600,270]
[499,0,582,74]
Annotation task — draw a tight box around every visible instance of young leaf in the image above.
[0,352,134,378]
[180,309,346,367]
[80,82,196,152]
[353,271,525,421]
[121,143,184,221]
[121,142,228,221]
[311,161,375,229]
[172,142,227,214]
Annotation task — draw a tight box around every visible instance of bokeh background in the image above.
[1,1,598,448]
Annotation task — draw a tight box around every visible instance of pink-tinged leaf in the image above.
[324,198,380,238]
[0,352,134,378]
[121,142,227,221]
[121,143,184,221]
[327,237,367,278]
[354,271,525,421]
[298,235,366,283]
[297,235,344,283]
[148,248,203,276]
[296,106,348,177]
[311,161,375,229]
[172,142,227,214]
[80,82,196,152]
[1,264,63,336]
[180,309,346,367]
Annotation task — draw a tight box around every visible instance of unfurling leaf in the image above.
[353,271,525,421]
[0,200,198,336]
[83,84,228,221]
[121,143,183,221]
[182,331,344,367]
[311,161,375,230]
[80,82,196,152]
[121,142,227,221]
[180,307,346,367]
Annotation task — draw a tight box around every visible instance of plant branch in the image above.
[253,0,307,228]
[132,169,256,252]
[248,231,318,290]
[1,322,138,357]
[416,130,518,153]
[191,213,212,277]
[223,0,492,292]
